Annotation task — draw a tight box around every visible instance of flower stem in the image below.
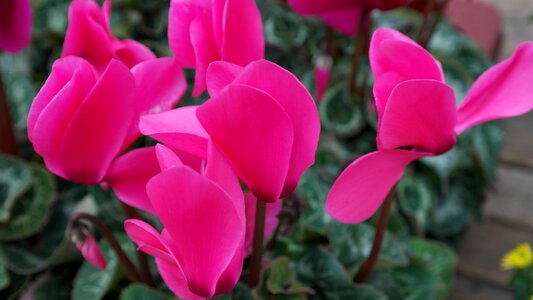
[417,0,435,44]
[69,213,143,283]
[248,200,267,287]
[354,186,396,283]
[120,203,156,286]
[0,72,18,155]
[349,7,370,96]
[419,0,450,48]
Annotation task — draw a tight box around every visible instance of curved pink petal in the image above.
[139,106,209,159]
[206,61,243,97]
[75,231,107,271]
[288,0,365,14]
[124,219,175,264]
[234,60,320,196]
[123,58,187,147]
[105,147,160,213]
[155,144,184,170]
[455,42,533,133]
[112,39,156,69]
[62,0,115,73]
[0,0,32,53]
[156,258,206,300]
[220,0,264,66]
[147,167,244,298]
[319,8,363,37]
[326,150,428,223]
[244,193,282,254]
[370,28,444,115]
[190,13,219,96]
[205,140,245,211]
[197,84,295,202]
[28,57,96,154]
[58,59,135,184]
[378,80,457,154]
[168,0,206,68]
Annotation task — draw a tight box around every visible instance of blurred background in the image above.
[451,0,533,299]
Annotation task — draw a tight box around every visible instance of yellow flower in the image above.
[501,243,533,270]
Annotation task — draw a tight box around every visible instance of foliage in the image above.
[0,0,502,299]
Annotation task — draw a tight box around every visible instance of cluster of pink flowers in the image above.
[27,0,318,298]
[22,0,533,298]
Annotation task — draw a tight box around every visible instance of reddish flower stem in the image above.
[417,0,436,44]
[419,0,451,48]
[354,186,397,283]
[0,72,18,156]
[247,200,267,287]
[69,213,143,283]
[349,7,370,96]
[120,202,156,286]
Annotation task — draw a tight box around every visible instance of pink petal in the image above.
[206,61,243,97]
[319,8,363,37]
[220,0,264,66]
[147,167,244,298]
[190,12,219,96]
[455,42,533,133]
[155,144,184,171]
[124,219,175,264]
[112,39,156,69]
[205,140,245,212]
[370,28,444,116]
[378,80,457,154]
[244,193,282,254]
[0,0,32,53]
[75,231,107,271]
[123,58,187,147]
[105,147,160,213]
[314,57,332,102]
[326,150,428,223]
[156,258,206,300]
[139,106,209,159]
[28,57,96,155]
[288,0,365,14]
[168,0,206,68]
[62,0,115,73]
[197,84,295,202]
[233,60,320,196]
[58,59,136,184]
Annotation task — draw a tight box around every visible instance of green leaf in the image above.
[396,176,434,231]
[319,84,365,138]
[0,165,56,241]
[391,265,446,300]
[119,284,169,300]
[472,123,504,183]
[295,169,332,232]
[71,234,136,300]
[1,194,93,275]
[221,282,254,300]
[328,222,408,273]
[408,238,456,290]
[295,248,384,299]
[0,155,32,222]
[0,259,9,291]
[267,257,313,295]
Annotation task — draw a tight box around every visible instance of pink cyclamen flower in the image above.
[197,59,321,202]
[314,55,332,102]
[0,0,32,53]
[27,57,186,185]
[125,141,246,299]
[326,27,533,223]
[168,0,264,96]
[244,193,283,254]
[74,227,107,271]
[288,0,409,36]
[62,0,155,73]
